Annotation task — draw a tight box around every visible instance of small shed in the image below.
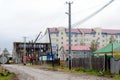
[59,45,92,60]
[94,42,120,58]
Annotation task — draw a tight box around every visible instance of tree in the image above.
[109,35,115,43]
[90,40,97,52]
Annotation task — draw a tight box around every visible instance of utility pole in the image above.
[23,37,27,65]
[48,28,54,67]
[66,1,73,70]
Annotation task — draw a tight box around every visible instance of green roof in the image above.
[94,42,120,53]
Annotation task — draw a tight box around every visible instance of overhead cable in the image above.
[72,0,114,27]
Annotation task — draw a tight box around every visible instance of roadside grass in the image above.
[0,66,18,80]
[114,75,120,80]
[29,64,120,80]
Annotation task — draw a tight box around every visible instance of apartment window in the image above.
[102,35,105,37]
[75,44,77,46]
[75,34,77,37]
[56,34,58,37]
[93,34,95,37]
[66,34,68,37]
[66,39,68,42]
[102,40,105,42]
[116,35,118,38]
[75,40,77,42]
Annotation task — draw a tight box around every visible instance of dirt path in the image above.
[2,64,114,80]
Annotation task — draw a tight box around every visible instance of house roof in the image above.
[80,28,96,34]
[102,29,120,34]
[48,28,120,34]
[94,42,120,53]
[63,45,90,51]
[65,28,82,34]
[48,28,58,33]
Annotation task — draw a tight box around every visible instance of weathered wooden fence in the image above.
[71,57,110,71]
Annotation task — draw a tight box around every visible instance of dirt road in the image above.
[2,64,114,80]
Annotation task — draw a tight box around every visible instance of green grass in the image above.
[0,73,15,80]
[114,75,120,80]
[0,66,17,80]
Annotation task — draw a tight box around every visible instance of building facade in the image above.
[46,27,120,49]
[13,42,51,63]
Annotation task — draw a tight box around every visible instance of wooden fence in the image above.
[71,57,110,71]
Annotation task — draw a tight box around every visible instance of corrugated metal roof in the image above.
[48,28,58,33]
[63,45,90,51]
[65,28,82,34]
[48,27,120,34]
[80,28,96,33]
[102,29,120,34]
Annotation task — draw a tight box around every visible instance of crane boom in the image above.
[34,32,42,43]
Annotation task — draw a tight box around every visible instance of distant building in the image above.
[13,42,51,63]
[59,45,91,60]
[0,48,12,64]
[45,27,120,49]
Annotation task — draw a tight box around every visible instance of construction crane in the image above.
[72,0,114,27]
[34,31,42,43]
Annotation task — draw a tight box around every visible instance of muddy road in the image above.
[2,64,114,80]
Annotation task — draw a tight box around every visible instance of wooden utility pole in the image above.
[66,1,73,70]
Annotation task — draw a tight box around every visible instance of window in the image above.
[66,34,68,37]
[61,42,63,44]
[75,34,77,37]
[66,39,68,42]
[75,40,77,42]
[75,44,77,46]
[61,32,63,35]
[56,34,58,37]
[93,34,95,37]
[116,35,118,38]
[102,35,105,37]
[102,40,105,42]
[61,37,63,39]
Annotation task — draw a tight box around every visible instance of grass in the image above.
[26,64,120,80]
[32,64,120,80]
[114,75,120,80]
[0,66,18,80]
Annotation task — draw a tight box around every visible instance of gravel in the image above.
[2,64,114,80]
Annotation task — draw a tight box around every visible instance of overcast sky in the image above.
[0,0,120,52]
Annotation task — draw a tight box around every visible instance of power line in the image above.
[72,0,114,27]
